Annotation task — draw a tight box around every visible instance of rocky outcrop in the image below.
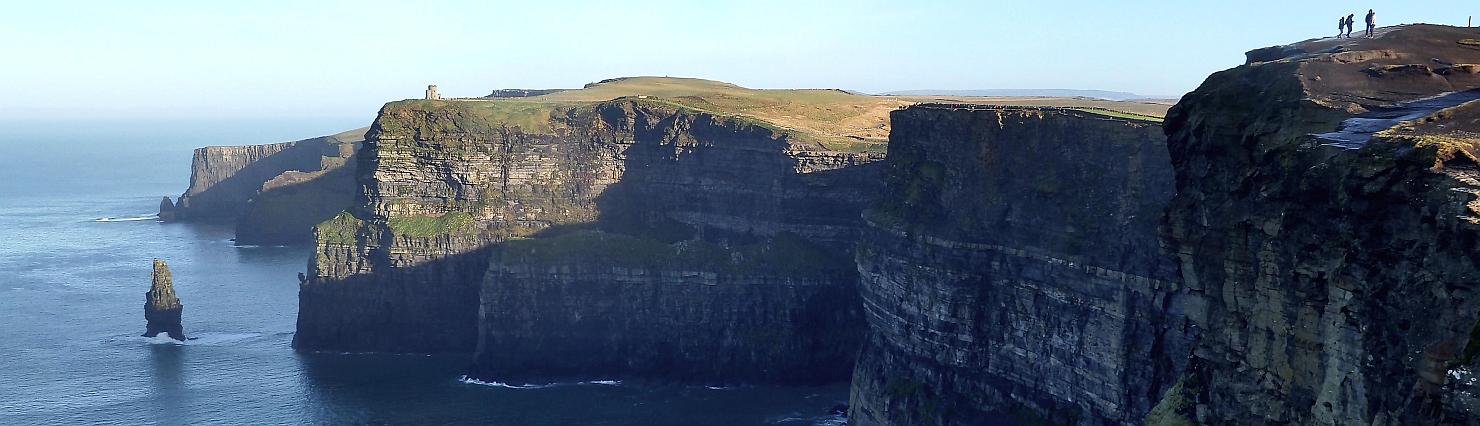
[144,259,186,341]
[167,128,366,244]
[1160,24,1480,425]
[848,105,1190,425]
[296,96,881,382]
[157,197,177,221]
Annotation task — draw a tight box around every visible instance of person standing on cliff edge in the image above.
[1337,15,1348,38]
[1345,14,1355,37]
[1365,9,1376,37]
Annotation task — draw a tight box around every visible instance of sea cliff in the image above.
[847,105,1189,425]
[167,128,365,245]
[1159,24,1480,424]
[296,78,886,382]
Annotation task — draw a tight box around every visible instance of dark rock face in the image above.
[167,129,365,245]
[474,231,860,385]
[848,105,1191,425]
[157,197,177,221]
[143,259,186,341]
[297,99,879,383]
[1160,24,1480,425]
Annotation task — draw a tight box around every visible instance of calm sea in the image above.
[0,118,848,425]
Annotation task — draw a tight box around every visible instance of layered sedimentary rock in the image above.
[1158,24,1480,425]
[143,259,186,341]
[296,81,881,380]
[168,128,365,244]
[474,231,859,385]
[849,105,1191,425]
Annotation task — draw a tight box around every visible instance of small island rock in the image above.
[143,259,186,341]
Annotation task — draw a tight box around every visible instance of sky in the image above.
[0,0,1475,121]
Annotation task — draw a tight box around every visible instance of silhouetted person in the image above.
[1338,16,1347,38]
[1346,14,1355,37]
[1366,9,1375,37]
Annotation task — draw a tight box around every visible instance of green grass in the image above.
[315,211,365,244]
[387,76,1170,152]
[1071,107,1165,123]
[1146,376,1198,426]
[387,211,474,237]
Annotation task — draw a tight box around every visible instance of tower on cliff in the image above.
[426,84,441,100]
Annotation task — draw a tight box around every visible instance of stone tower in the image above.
[425,84,440,100]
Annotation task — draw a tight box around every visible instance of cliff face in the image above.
[169,129,365,245]
[1160,25,1480,424]
[848,105,1190,425]
[474,231,860,385]
[144,259,186,341]
[296,97,880,365]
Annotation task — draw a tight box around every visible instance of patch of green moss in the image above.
[387,211,474,237]
[315,211,364,244]
[1146,376,1198,426]
[881,377,946,426]
[1458,312,1480,366]
[871,147,947,229]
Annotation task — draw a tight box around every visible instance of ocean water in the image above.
[0,118,849,425]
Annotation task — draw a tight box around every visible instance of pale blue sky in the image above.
[1,1,1474,120]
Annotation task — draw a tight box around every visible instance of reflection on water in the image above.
[147,344,187,418]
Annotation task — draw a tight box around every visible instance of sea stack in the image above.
[157,197,177,221]
[143,259,186,341]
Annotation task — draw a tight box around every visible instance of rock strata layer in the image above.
[848,105,1191,425]
[143,259,186,341]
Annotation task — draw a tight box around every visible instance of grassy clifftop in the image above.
[387,76,1170,152]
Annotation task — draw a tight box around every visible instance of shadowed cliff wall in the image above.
[848,105,1191,425]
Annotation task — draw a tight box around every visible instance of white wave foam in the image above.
[125,332,263,346]
[94,214,158,222]
[142,332,186,345]
[766,414,846,426]
[457,375,622,389]
[459,375,556,389]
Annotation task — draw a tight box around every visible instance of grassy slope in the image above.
[400,76,1171,152]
